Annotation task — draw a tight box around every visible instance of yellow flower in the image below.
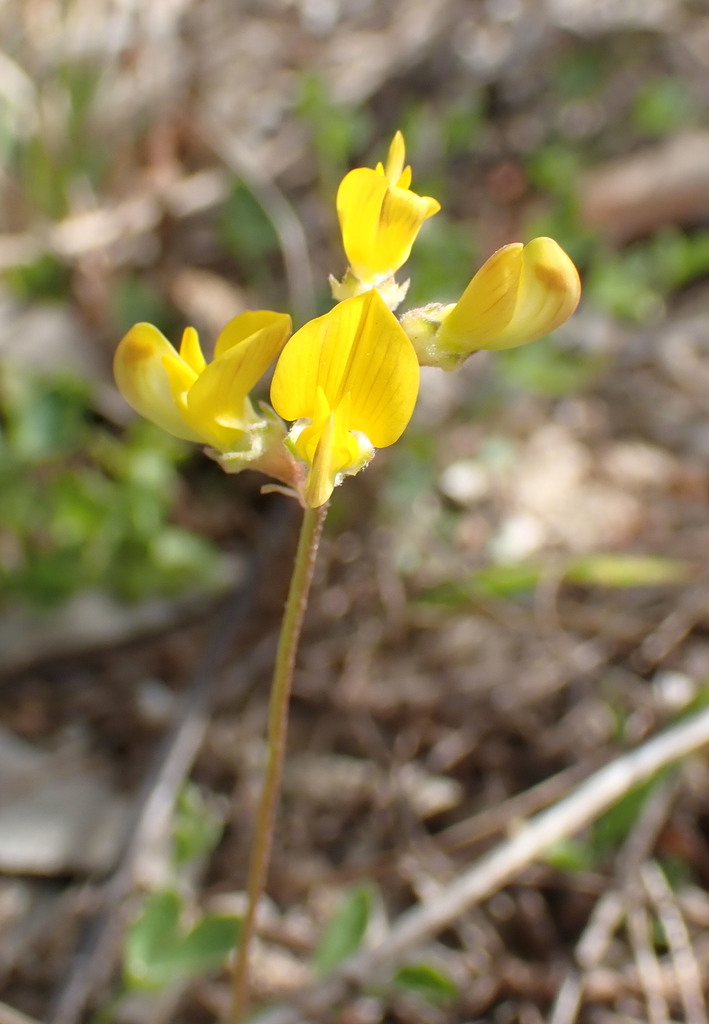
[113,311,291,450]
[270,290,419,508]
[336,131,440,288]
[400,237,581,370]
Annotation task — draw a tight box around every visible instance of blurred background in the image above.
[2,1,709,1022]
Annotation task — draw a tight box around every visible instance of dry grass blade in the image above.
[200,116,316,328]
[641,861,707,1024]
[549,891,626,1024]
[626,902,671,1024]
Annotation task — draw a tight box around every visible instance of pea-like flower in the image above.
[271,290,419,508]
[334,131,440,301]
[114,311,295,478]
[400,237,581,371]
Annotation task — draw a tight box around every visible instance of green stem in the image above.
[229,502,328,1024]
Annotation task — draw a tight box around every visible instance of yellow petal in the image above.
[213,310,291,359]
[113,323,202,442]
[271,290,419,449]
[162,351,198,409]
[436,243,523,351]
[337,167,440,282]
[396,164,412,190]
[293,385,331,467]
[494,237,581,348]
[179,312,292,449]
[384,130,406,185]
[296,388,361,508]
[438,238,581,353]
[304,410,337,508]
[178,326,206,374]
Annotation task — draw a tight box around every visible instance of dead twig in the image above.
[437,756,605,853]
[251,705,709,1024]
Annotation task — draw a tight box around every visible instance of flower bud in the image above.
[401,238,581,370]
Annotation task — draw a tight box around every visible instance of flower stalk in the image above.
[229,501,328,1024]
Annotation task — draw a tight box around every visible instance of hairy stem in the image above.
[229,502,328,1024]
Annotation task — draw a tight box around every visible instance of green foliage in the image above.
[419,554,690,606]
[586,247,664,323]
[659,228,709,288]
[121,784,233,994]
[296,73,372,189]
[632,78,693,137]
[313,885,374,976]
[658,855,694,890]
[5,256,71,302]
[397,95,484,186]
[392,963,459,1005]
[551,46,612,100]
[111,276,175,339]
[585,228,709,323]
[565,554,690,588]
[543,837,597,874]
[16,135,70,220]
[529,132,709,327]
[9,62,108,221]
[173,784,225,867]
[219,182,280,284]
[544,772,677,875]
[405,216,478,306]
[438,93,486,157]
[526,144,585,201]
[459,563,542,602]
[124,890,241,992]
[497,336,605,396]
[1,370,90,460]
[0,368,221,608]
[59,62,110,188]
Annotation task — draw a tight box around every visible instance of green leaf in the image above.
[313,886,373,976]
[470,562,542,599]
[543,837,596,874]
[173,784,225,866]
[393,963,459,1004]
[460,554,690,604]
[632,79,693,138]
[124,890,241,991]
[124,890,182,990]
[566,554,690,588]
[497,337,605,397]
[1,371,91,461]
[172,915,242,975]
[295,72,371,187]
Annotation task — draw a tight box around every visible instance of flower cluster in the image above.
[114,132,581,507]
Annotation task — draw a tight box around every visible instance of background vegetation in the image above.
[1,2,709,1022]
